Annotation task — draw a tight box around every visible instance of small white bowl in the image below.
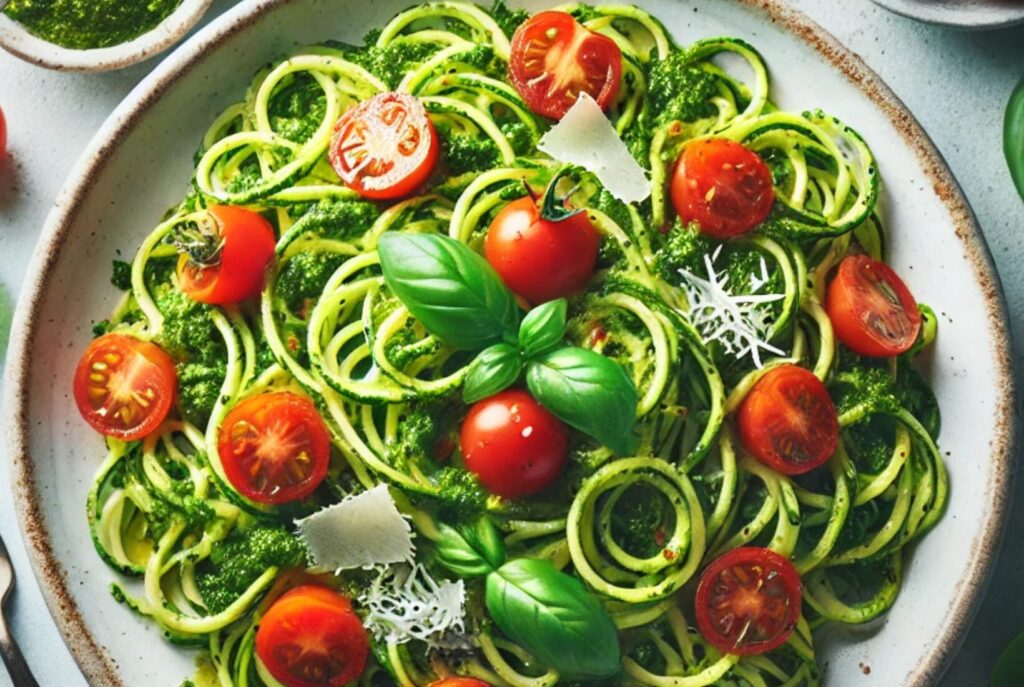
[0,0,213,72]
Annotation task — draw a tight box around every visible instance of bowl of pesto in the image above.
[0,0,213,71]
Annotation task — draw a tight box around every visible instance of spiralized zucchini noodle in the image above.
[85,3,946,686]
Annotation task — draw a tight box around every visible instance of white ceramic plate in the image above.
[3,1,1017,685]
[871,0,1024,29]
[0,0,213,72]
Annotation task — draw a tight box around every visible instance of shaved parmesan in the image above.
[538,93,651,204]
[296,484,414,571]
[359,564,468,649]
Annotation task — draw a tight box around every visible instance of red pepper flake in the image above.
[662,548,677,561]
[653,528,666,546]
[587,323,609,347]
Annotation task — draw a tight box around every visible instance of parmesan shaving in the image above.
[537,93,651,204]
[359,564,468,649]
[295,484,414,571]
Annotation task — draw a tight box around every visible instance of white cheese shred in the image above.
[359,564,468,649]
[537,93,651,204]
[295,484,414,572]
[678,247,785,368]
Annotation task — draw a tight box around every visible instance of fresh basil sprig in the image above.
[485,558,622,679]
[527,347,638,455]
[377,233,519,350]
[518,298,567,358]
[462,343,523,405]
[436,517,507,578]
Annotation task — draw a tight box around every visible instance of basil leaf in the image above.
[463,344,522,404]
[485,558,621,679]
[436,517,507,578]
[518,299,567,359]
[993,632,1024,687]
[377,233,519,350]
[526,347,637,455]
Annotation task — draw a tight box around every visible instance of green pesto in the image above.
[4,0,184,50]
[275,251,348,308]
[439,130,501,176]
[647,49,719,126]
[176,360,226,427]
[430,466,488,519]
[652,219,715,279]
[155,287,224,362]
[294,198,381,242]
[348,36,442,90]
[609,485,668,558]
[110,259,132,291]
[267,72,327,144]
[195,524,306,613]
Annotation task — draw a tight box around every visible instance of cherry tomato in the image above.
[0,107,7,157]
[256,585,369,687]
[72,334,177,441]
[484,196,600,304]
[826,255,922,357]
[427,680,492,687]
[329,92,439,200]
[177,205,276,305]
[218,392,331,504]
[671,139,775,239]
[509,11,622,120]
[695,547,802,656]
[460,389,568,499]
[736,364,838,476]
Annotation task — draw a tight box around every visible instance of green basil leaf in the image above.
[377,233,519,350]
[993,632,1024,687]
[526,347,637,455]
[485,558,621,679]
[436,517,507,578]
[518,299,567,359]
[463,343,522,404]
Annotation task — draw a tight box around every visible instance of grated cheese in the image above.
[537,93,651,204]
[359,564,468,649]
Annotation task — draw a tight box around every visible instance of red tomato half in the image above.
[826,255,922,357]
[736,364,838,476]
[509,11,622,120]
[427,680,492,687]
[72,334,177,441]
[177,205,276,305]
[695,547,802,656]
[329,92,439,200]
[484,196,600,304]
[256,585,369,687]
[218,392,331,504]
[671,139,775,239]
[460,389,569,499]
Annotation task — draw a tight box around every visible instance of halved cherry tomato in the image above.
[509,11,622,120]
[427,680,492,687]
[177,205,276,305]
[329,92,439,200]
[484,196,600,304]
[72,334,177,441]
[695,547,802,656]
[218,392,330,504]
[671,139,775,239]
[736,364,838,475]
[460,389,568,499]
[826,255,922,357]
[256,585,369,687]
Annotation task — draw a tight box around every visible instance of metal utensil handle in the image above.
[0,615,38,687]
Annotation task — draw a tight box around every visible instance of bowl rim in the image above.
[2,0,1017,685]
[870,0,1024,29]
[0,0,214,72]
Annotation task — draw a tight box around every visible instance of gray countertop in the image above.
[0,1,1021,685]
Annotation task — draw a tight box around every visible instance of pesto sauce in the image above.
[4,0,184,50]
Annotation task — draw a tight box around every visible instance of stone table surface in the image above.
[0,0,1022,685]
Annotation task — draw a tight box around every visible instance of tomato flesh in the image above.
[671,139,775,238]
[177,205,276,305]
[695,547,802,656]
[826,255,921,357]
[218,392,331,504]
[460,389,568,499]
[736,364,837,475]
[509,11,622,120]
[329,92,439,200]
[256,585,369,687]
[484,196,600,304]
[72,334,177,441]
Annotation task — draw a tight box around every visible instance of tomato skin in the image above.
[329,92,439,200]
[509,11,622,120]
[695,547,802,656]
[0,107,7,157]
[178,205,276,305]
[427,680,492,687]
[256,585,369,687]
[671,139,775,239]
[736,364,838,476]
[72,334,177,441]
[826,255,922,357]
[460,389,569,499]
[484,196,600,304]
[218,392,331,505]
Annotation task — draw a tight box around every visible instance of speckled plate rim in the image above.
[0,0,214,72]
[2,0,1017,685]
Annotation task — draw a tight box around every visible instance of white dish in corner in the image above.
[0,0,213,72]
[871,0,1024,29]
